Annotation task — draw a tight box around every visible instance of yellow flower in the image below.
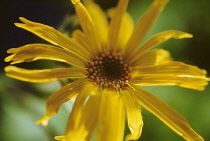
[5,0,209,140]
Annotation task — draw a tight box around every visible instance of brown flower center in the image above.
[87,52,131,89]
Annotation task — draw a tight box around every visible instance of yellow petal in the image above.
[72,0,101,54]
[81,95,100,141]
[129,30,193,61]
[15,17,90,60]
[120,89,143,141]
[5,66,86,83]
[96,90,125,141]
[36,79,89,124]
[124,0,169,57]
[54,136,65,141]
[131,61,209,91]
[119,12,134,52]
[64,82,99,141]
[72,30,90,53]
[5,44,87,68]
[107,0,129,52]
[108,9,134,52]
[130,49,171,67]
[131,86,204,141]
[83,0,109,45]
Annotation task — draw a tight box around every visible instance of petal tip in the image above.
[16,17,32,25]
[4,56,12,62]
[4,66,13,72]
[55,136,65,141]
[14,23,22,27]
[185,33,193,38]
[71,0,80,4]
[19,17,27,22]
[36,116,50,126]
[173,31,193,39]
[159,0,170,6]
[14,17,28,26]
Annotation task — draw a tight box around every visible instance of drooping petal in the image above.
[63,82,99,141]
[71,0,101,54]
[128,30,193,61]
[108,9,134,52]
[130,49,171,67]
[36,79,89,124]
[83,0,109,45]
[15,17,90,60]
[107,0,129,52]
[120,89,143,141]
[96,90,125,141]
[5,66,86,83]
[131,61,209,91]
[124,0,169,57]
[5,44,87,68]
[131,86,204,141]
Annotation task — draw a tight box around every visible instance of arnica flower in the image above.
[5,0,210,140]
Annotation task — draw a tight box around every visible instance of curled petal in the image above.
[129,30,193,61]
[131,61,209,91]
[64,82,99,140]
[131,86,204,141]
[130,49,171,67]
[5,66,86,83]
[36,79,89,124]
[15,17,90,60]
[124,0,169,57]
[120,89,143,141]
[5,44,87,68]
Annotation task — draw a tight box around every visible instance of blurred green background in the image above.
[1,0,210,141]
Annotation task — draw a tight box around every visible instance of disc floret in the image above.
[87,52,132,90]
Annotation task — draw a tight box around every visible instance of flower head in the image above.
[5,0,209,141]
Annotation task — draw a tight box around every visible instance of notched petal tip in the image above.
[15,17,47,29]
[14,19,31,29]
[14,17,28,26]
[71,0,80,4]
